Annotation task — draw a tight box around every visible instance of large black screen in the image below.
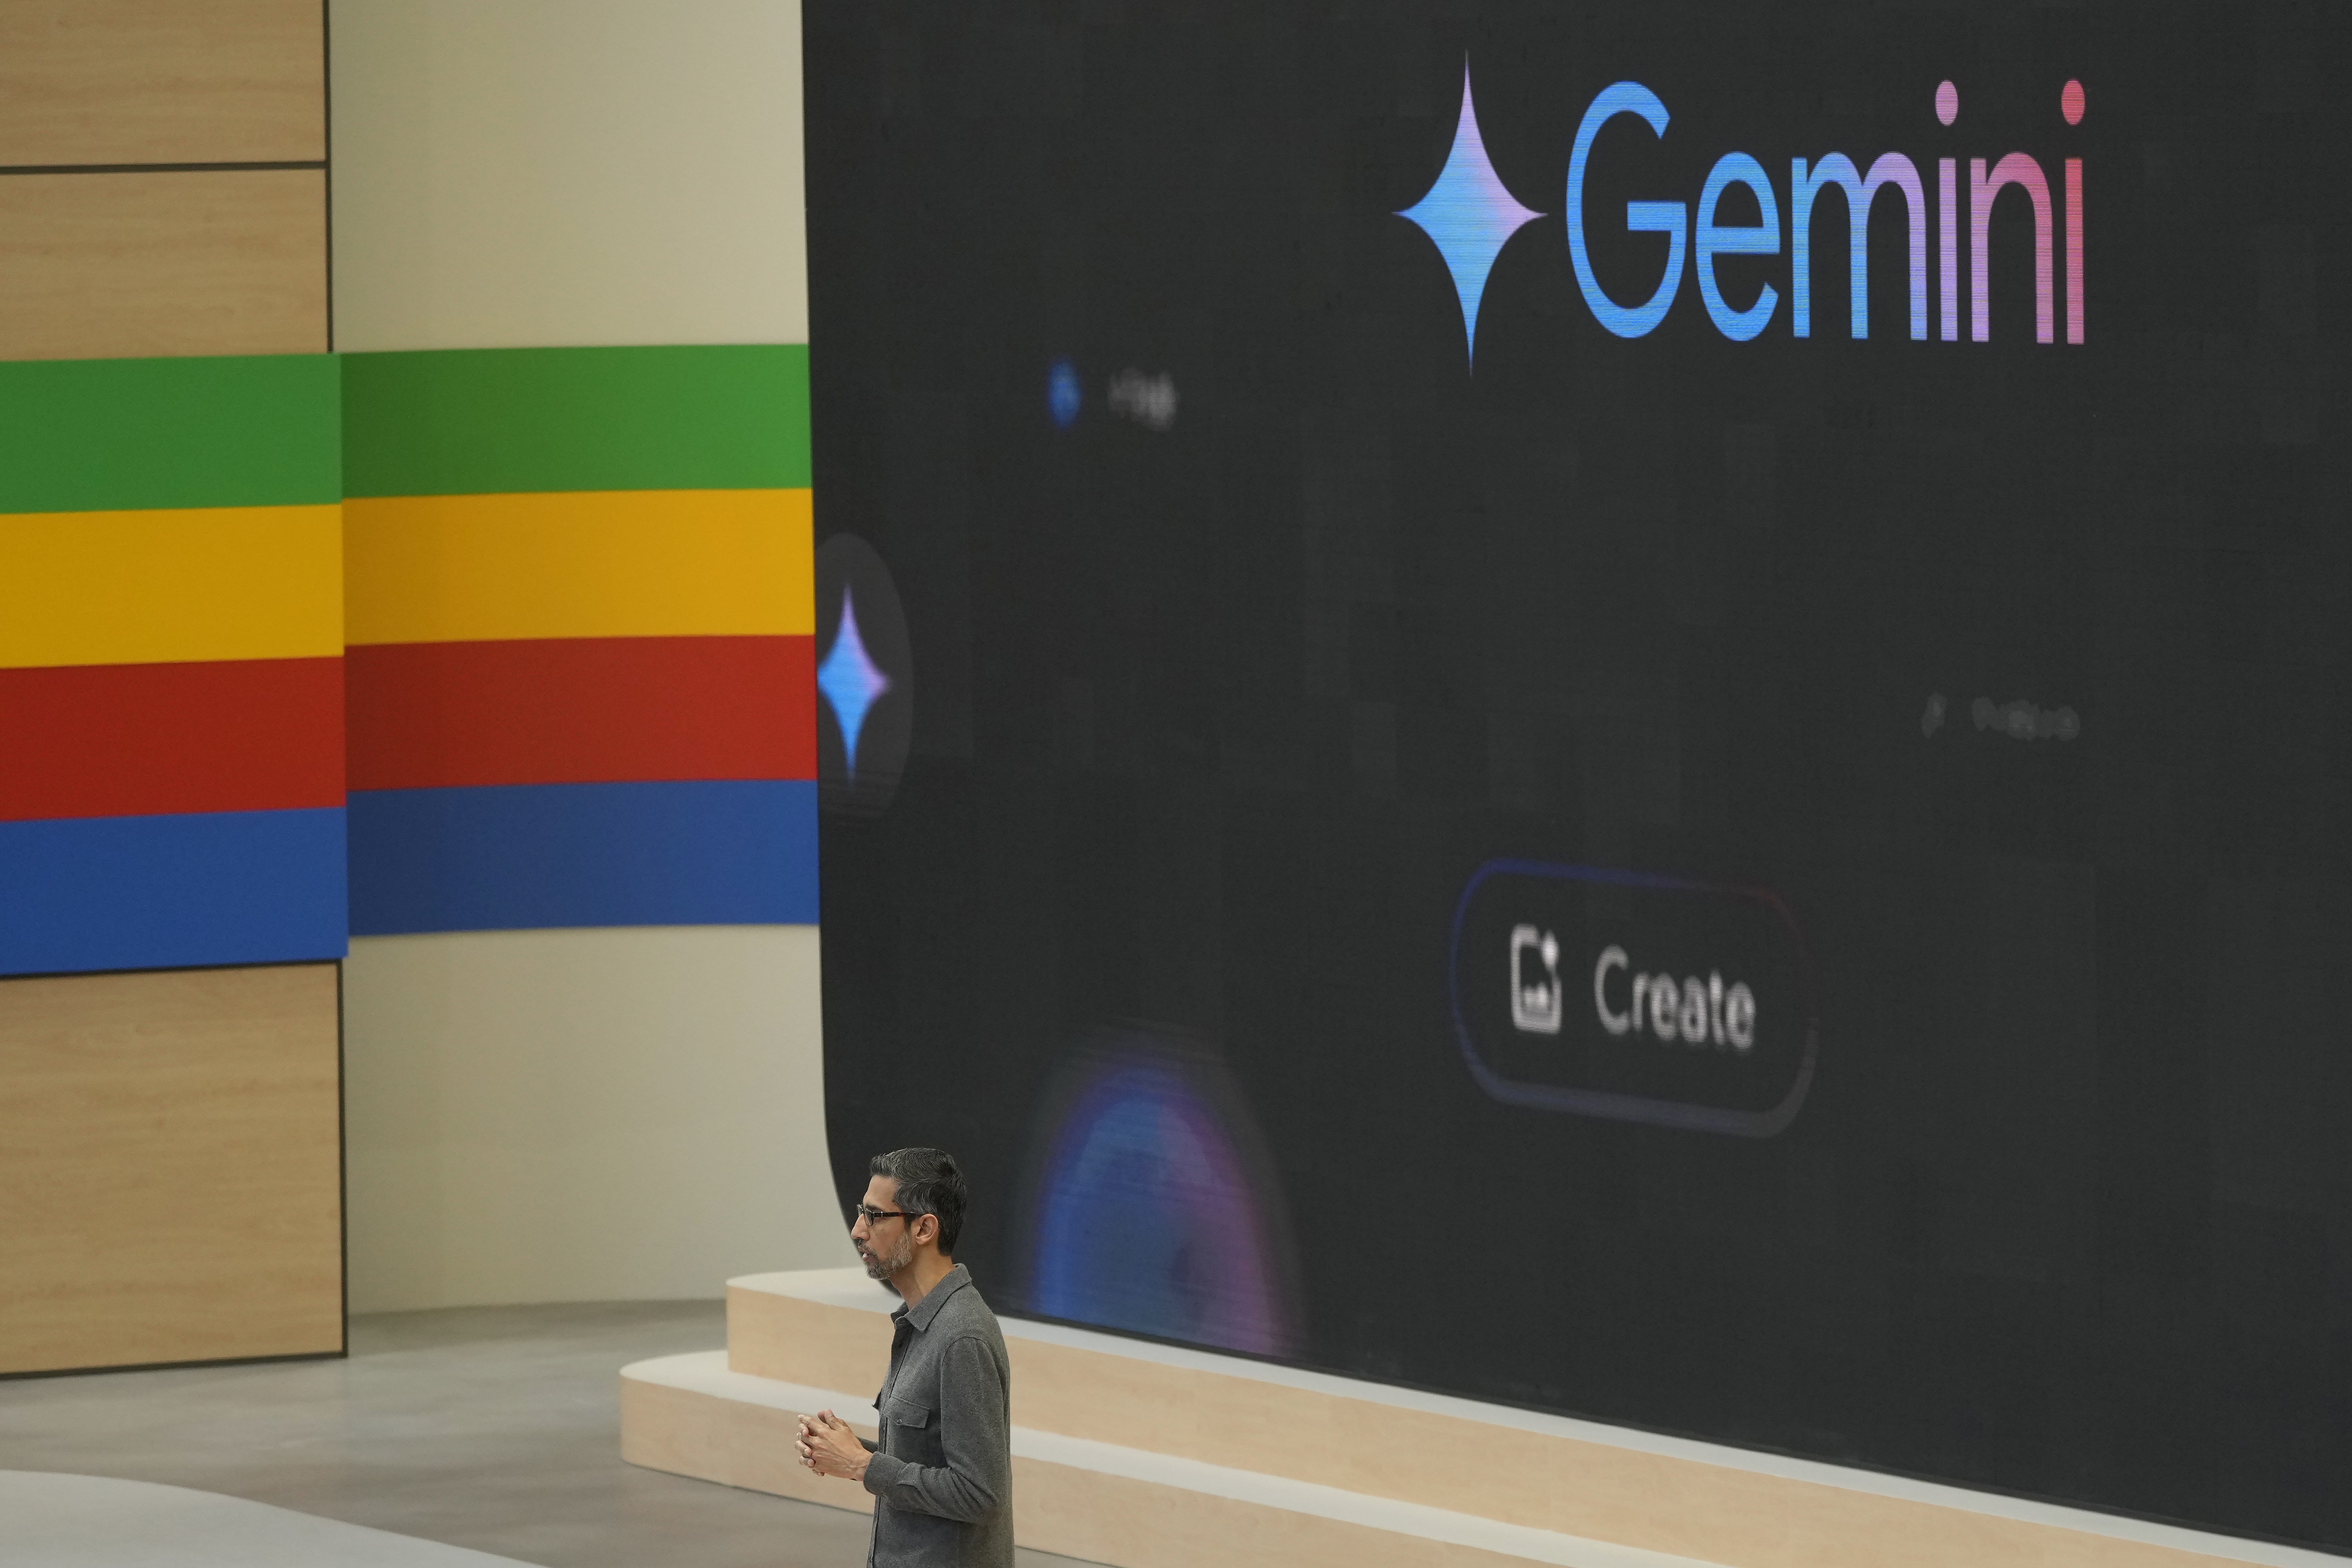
[807,2,2352,1549]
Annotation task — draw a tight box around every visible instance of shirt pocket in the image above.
[882,1397,942,1465]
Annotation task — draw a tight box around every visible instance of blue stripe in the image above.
[348,780,818,935]
[0,809,349,977]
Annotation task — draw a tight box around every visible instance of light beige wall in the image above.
[332,0,841,1311]
[328,0,807,353]
[345,928,852,1313]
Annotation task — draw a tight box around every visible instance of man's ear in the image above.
[911,1211,940,1248]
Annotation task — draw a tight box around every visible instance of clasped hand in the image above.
[795,1408,870,1482]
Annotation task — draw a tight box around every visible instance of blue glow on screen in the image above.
[1047,358,1082,426]
[1027,1043,1294,1357]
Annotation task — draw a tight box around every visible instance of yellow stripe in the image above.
[345,489,813,645]
[0,505,342,669]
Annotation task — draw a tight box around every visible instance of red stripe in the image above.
[0,658,344,822]
[347,636,815,791]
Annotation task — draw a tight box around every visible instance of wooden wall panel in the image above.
[0,5,341,1376]
[0,963,342,1375]
[0,169,325,359]
[0,0,323,166]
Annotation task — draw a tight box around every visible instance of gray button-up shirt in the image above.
[861,1264,1013,1567]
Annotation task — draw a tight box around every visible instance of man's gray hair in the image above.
[869,1147,967,1254]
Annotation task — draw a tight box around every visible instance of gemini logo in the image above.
[814,535,914,818]
[1399,62,2087,363]
[1396,67,1545,369]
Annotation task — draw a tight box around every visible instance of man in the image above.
[796,1147,1013,1568]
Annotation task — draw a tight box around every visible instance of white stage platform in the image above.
[622,1268,2341,1568]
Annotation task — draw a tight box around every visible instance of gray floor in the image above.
[0,1302,1098,1568]
[0,1471,538,1566]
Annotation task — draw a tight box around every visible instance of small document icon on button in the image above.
[1510,925,1562,1034]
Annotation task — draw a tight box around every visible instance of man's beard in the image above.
[861,1226,914,1283]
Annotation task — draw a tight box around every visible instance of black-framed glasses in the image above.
[849,1205,910,1228]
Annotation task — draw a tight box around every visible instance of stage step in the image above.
[620,1269,2328,1568]
[624,1350,1713,1568]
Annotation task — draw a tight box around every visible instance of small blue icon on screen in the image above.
[813,534,912,817]
[817,586,892,779]
[1048,358,1082,428]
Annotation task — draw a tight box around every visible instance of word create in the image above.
[1592,945,1757,1051]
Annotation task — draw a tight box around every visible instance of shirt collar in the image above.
[892,1262,971,1333]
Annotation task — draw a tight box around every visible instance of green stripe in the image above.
[0,355,340,514]
[342,344,811,497]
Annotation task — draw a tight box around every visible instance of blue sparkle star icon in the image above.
[817,586,892,778]
[1397,63,1543,368]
